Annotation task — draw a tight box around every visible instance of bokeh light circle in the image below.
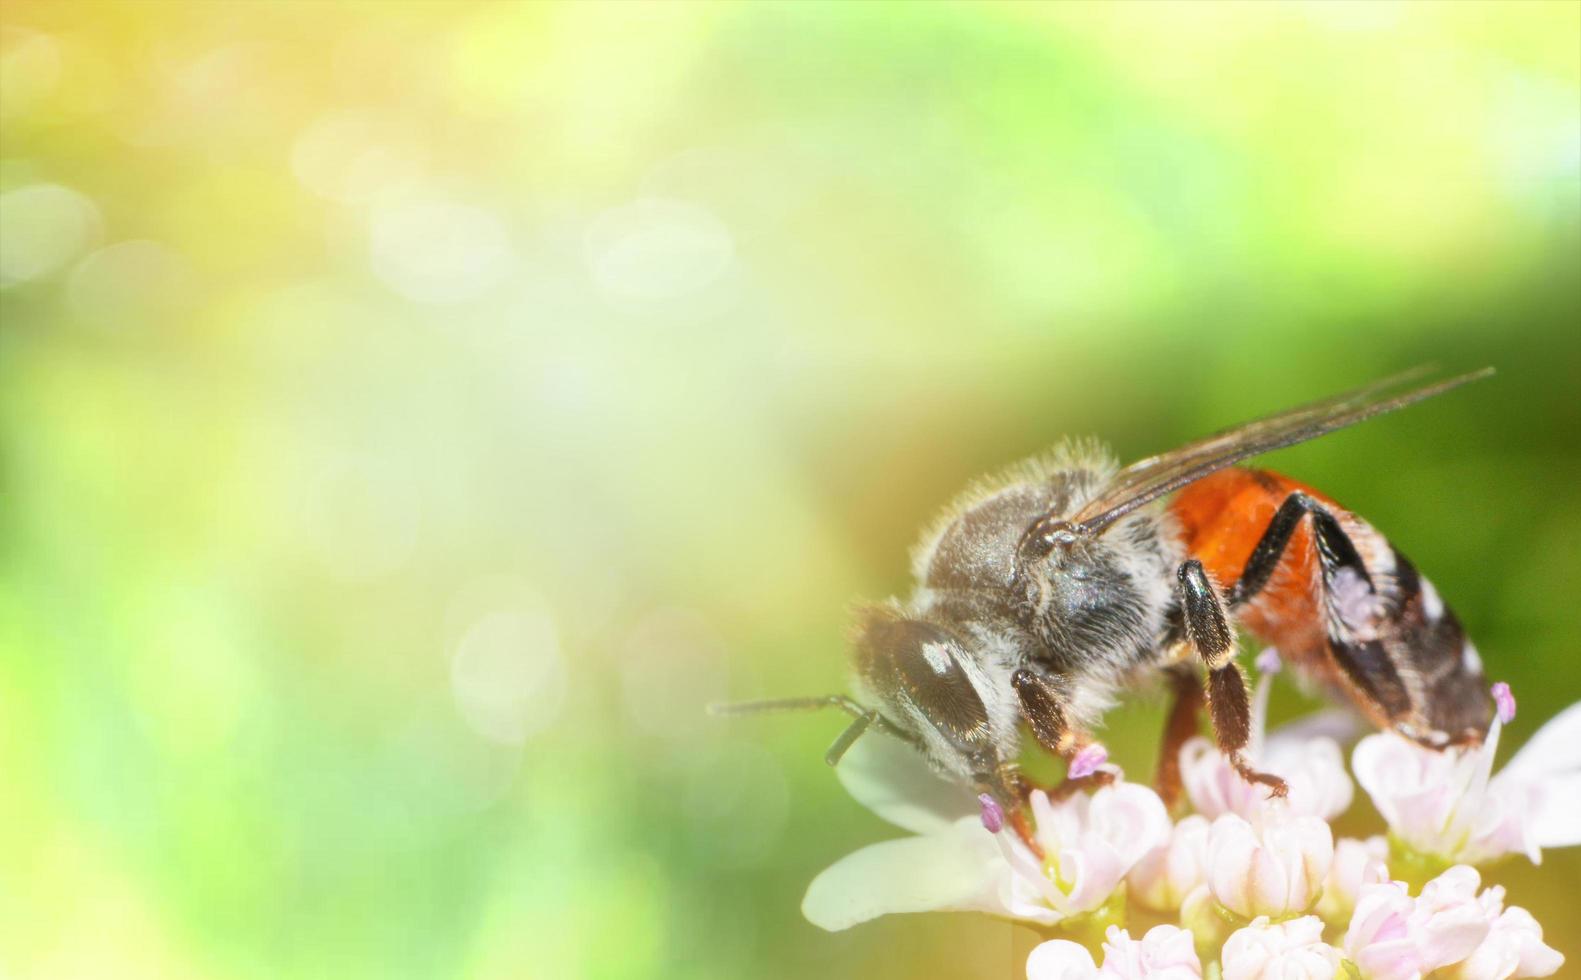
[291,109,427,205]
[0,183,100,286]
[450,608,567,745]
[66,239,193,329]
[369,196,514,304]
[584,197,735,305]
[619,607,729,739]
[0,27,62,120]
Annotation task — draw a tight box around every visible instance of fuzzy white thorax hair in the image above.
[908,437,1120,584]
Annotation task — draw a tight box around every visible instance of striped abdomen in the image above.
[1171,468,1492,746]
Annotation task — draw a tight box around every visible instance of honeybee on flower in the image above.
[719,371,1503,850]
[716,371,1576,976]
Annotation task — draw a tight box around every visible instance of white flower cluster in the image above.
[802,671,1579,980]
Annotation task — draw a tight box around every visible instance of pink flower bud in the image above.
[1315,835,1389,924]
[1097,925,1202,980]
[1221,916,1342,980]
[1127,814,1210,912]
[1345,880,1423,980]
[1205,812,1332,920]
[1344,867,1528,980]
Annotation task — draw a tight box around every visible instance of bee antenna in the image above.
[823,712,874,766]
[709,695,919,751]
[707,695,866,718]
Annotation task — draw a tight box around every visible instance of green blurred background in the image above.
[1,2,1577,978]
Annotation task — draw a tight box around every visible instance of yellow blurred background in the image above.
[1,2,1578,978]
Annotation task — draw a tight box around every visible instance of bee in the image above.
[715,369,1495,841]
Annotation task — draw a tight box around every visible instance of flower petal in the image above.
[1267,706,1362,747]
[1345,881,1422,980]
[1131,924,1203,979]
[1505,702,1581,779]
[1499,907,1565,978]
[801,817,1003,930]
[1528,772,1581,848]
[1128,814,1210,912]
[1502,702,1581,850]
[834,730,977,834]
[1415,866,1496,971]
[1317,836,1389,924]
[1090,782,1173,867]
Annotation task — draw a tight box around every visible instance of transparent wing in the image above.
[1096,365,1433,497]
[1073,367,1494,534]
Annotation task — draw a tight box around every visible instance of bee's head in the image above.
[850,605,1021,804]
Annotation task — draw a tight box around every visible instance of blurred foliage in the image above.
[0,2,1577,978]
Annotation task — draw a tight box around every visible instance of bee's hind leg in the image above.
[1177,559,1288,799]
[1010,668,1118,801]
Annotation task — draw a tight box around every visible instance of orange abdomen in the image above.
[1170,469,1334,666]
[1172,467,1492,742]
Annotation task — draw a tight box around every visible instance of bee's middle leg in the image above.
[1011,668,1116,801]
[1176,559,1288,798]
[1155,665,1204,811]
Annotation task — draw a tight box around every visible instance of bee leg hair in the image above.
[1222,491,1477,745]
[1177,559,1288,799]
[1011,668,1116,800]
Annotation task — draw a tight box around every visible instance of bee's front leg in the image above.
[1010,668,1118,802]
[995,773,1045,856]
[1176,559,1289,798]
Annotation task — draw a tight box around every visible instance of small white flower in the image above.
[1353,689,1581,867]
[1443,905,1566,980]
[800,812,1012,930]
[1026,939,1101,980]
[1205,810,1333,919]
[1408,866,1501,971]
[801,730,1169,930]
[1315,835,1390,924]
[792,679,1569,980]
[1220,915,1342,980]
[1342,865,1560,980]
[1027,925,1201,980]
[1096,924,1202,980]
[1179,659,1355,824]
[1342,879,1455,980]
[1127,814,1210,912]
[799,732,1005,930]
[997,783,1173,923]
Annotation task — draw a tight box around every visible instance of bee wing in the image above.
[1073,367,1494,534]
[1100,365,1433,491]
